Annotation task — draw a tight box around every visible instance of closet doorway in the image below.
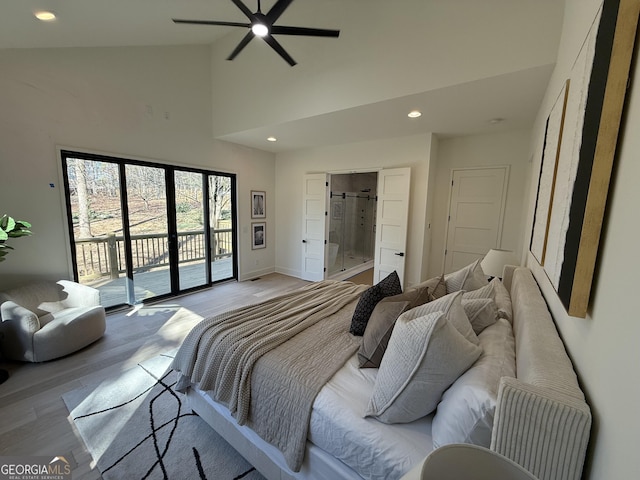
[327,173,377,279]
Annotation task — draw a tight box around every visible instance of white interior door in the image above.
[301,173,329,281]
[444,166,509,273]
[373,167,411,288]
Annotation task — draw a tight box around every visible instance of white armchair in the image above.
[0,280,106,362]
[401,444,539,480]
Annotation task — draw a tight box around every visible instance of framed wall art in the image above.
[251,222,266,250]
[251,191,266,219]
[530,0,639,317]
[530,79,570,266]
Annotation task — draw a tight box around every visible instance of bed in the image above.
[172,264,592,480]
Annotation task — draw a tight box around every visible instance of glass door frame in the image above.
[61,150,238,310]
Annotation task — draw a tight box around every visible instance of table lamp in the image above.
[480,249,518,279]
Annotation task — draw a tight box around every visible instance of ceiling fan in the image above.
[173,0,340,66]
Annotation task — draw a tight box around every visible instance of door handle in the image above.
[395,252,405,257]
[302,239,307,243]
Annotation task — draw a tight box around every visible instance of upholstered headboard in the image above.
[491,266,592,480]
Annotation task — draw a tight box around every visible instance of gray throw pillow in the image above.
[411,274,447,301]
[358,300,411,368]
[400,291,478,345]
[445,260,489,293]
[462,298,498,334]
[358,286,433,368]
[463,277,513,323]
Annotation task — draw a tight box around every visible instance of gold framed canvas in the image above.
[530,79,570,266]
[531,0,639,317]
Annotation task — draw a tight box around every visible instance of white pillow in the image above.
[462,298,498,334]
[399,291,478,345]
[432,318,516,448]
[463,277,513,323]
[365,310,482,424]
[445,259,489,293]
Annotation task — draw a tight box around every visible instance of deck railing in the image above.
[75,229,233,280]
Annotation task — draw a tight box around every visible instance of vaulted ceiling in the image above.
[1,1,564,152]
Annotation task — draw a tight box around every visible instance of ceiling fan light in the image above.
[252,23,269,37]
[35,11,56,21]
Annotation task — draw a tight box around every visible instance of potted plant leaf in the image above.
[0,214,32,262]
[0,214,32,383]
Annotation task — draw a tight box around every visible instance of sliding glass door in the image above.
[174,170,207,291]
[61,151,237,309]
[209,175,235,282]
[125,164,172,302]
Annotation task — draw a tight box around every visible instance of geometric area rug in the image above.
[62,352,265,480]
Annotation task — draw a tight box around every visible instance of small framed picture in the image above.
[251,222,266,250]
[251,191,266,218]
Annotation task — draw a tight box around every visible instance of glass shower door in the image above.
[328,195,345,276]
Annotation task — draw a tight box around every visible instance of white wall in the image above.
[274,134,434,288]
[427,129,532,277]
[210,0,563,136]
[0,45,275,289]
[524,0,640,478]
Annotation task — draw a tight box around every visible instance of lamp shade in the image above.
[480,249,519,278]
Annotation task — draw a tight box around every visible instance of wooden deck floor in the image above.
[87,257,234,307]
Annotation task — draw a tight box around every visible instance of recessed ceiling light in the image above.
[35,11,56,21]
[407,110,422,118]
[267,136,277,142]
[489,118,505,124]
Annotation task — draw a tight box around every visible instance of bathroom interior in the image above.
[327,172,378,279]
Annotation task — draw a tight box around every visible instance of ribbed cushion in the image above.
[492,379,591,480]
[509,269,583,399]
[490,267,591,480]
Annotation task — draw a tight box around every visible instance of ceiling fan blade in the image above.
[227,31,256,61]
[263,35,297,66]
[173,19,250,28]
[230,0,255,20]
[266,0,294,23]
[270,25,340,37]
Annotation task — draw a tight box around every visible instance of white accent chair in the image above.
[401,444,540,480]
[0,280,106,362]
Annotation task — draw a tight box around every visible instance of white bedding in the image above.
[309,354,434,480]
[185,267,591,480]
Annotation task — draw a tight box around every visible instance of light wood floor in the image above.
[0,273,309,479]
[346,268,373,286]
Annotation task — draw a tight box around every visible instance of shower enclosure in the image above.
[327,189,377,278]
